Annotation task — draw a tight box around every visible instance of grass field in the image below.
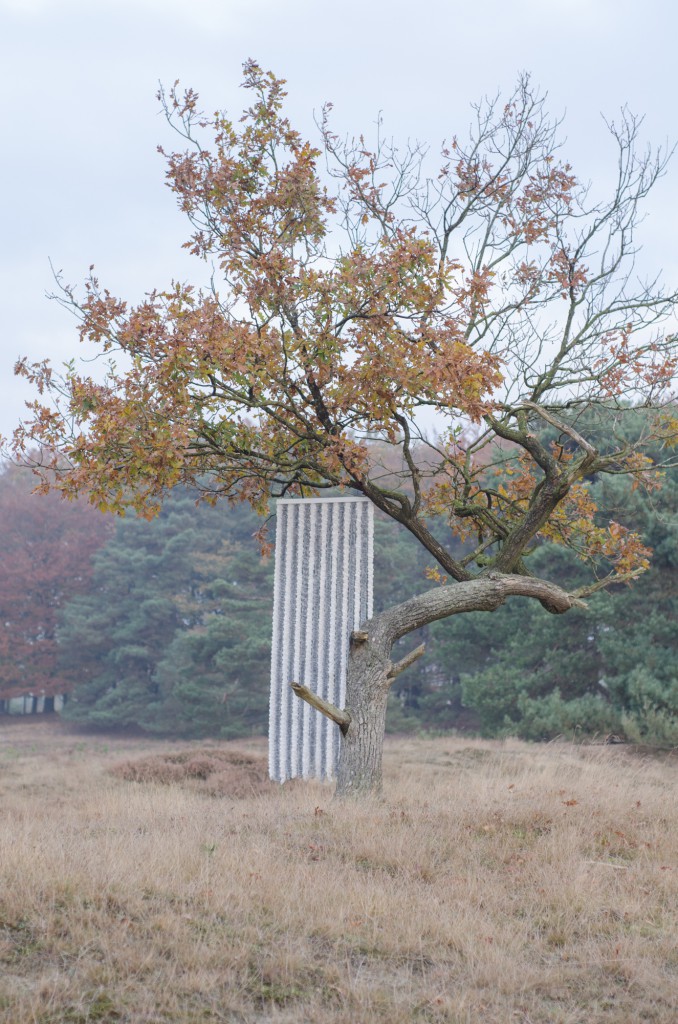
[0,719,676,1023]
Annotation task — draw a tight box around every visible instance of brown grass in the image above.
[0,719,676,1023]
[109,747,274,798]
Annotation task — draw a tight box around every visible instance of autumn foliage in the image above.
[0,462,112,705]
[10,64,676,595]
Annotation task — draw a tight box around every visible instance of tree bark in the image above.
[335,630,392,798]
[335,572,583,798]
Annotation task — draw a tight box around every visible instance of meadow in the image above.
[0,719,676,1023]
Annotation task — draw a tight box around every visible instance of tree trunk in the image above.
[334,572,583,799]
[335,635,391,798]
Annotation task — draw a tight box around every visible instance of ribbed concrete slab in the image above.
[268,497,374,782]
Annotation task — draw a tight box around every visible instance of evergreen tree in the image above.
[143,541,273,738]
[432,424,678,742]
[60,489,273,733]
[595,464,678,744]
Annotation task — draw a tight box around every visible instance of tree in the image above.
[0,461,112,711]
[426,415,678,742]
[145,537,273,738]
[58,495,197,729]
[9,64,678,794]
[59,487,273,734]
[588,431,678,745]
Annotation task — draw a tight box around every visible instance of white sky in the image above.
[1,0,677,442]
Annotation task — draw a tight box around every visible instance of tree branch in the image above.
[290,682,351,735]
[387,642,426,679]
[519,401,597,458]
[372,572,588,645]
[571,567,646,598]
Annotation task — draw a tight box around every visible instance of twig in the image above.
[520,400,597,457]
[387,642,426,679]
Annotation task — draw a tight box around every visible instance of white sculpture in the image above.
[268,497,374,781]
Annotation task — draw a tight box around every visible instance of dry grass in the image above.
[109,747,273,799]
[0,719,676,1023]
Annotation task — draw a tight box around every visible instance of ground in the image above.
[0,718,676,1023]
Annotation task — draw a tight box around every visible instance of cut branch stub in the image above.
[350,630,369,644]
[290,682,351,735]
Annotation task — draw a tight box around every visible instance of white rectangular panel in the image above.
[268,497,373,782]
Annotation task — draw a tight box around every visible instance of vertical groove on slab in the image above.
[354,501,363,630]
[367,500,374,620]
[337,503,350,711]
[289,505,305,776]
[324,500,339,778]
[280,505,296,780]
[314,502,329,775]
[301,504,317,778]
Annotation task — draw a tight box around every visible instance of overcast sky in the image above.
[1,0,676,444]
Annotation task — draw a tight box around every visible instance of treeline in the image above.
[1,443,676,744]
[0,463,112,713]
